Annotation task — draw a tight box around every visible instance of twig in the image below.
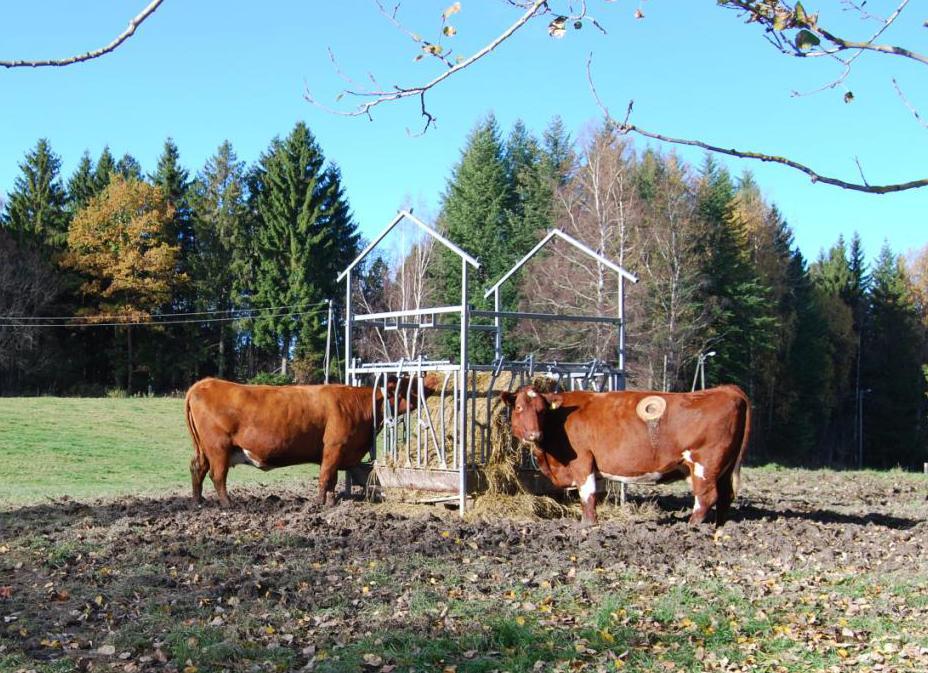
[892,78,928,130]
[585,50,928,194]
[307,0,549,133]
[617,121,926,194]
[1,0,165,69]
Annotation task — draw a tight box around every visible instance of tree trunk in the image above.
[126,325,133,395]
[218,330,226,379]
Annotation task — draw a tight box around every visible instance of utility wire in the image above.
[0,305,332,329]
[0,299,331,322]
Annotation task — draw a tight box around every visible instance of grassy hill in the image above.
[0,396,316,506]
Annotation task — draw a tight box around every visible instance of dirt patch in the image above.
[1,468,927,672]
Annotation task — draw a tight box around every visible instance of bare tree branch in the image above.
[1,0,165,69]
[584,56,927,194]
[618,115,928,194]
[893,77,928,130]
[306,0,549,133]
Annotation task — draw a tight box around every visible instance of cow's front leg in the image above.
[577,471,599,526]
[688,482,718,525]
[317,447,343,506]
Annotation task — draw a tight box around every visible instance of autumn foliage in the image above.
[64,176,183,320]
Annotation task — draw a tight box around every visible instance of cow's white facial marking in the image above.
[579,473,597,504]
[682,449,693,463]
[526,389,538,398]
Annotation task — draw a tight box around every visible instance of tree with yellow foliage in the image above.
[64,176,183,392]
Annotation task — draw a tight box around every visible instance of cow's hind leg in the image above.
[317,446,344,506]
[207,450,233,509]
[714,468,736,526]
[190,454,210,506]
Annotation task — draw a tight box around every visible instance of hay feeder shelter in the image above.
[337,211,638,514]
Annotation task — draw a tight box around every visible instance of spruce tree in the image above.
[504,120,552,259]
[2,139,69,250]
[116,153,143,181]
[861,244,926,468]
[93,147,116,194]
[250,122,359,368]
[433,114,518,362]
[189,141,251,378]
[694,156,776,391]
[541,115,574,186]
[67,152,97,213]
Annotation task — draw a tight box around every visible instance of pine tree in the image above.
[433,114,518,363]
[249,122,359,369]
[810,241,858,464]
[150,138,192,250]
[693,156,776,391]
[2,139,69,250]
[116,153,143,181]
[67,152,97,213]
[541,115,574,186]
[94,147,116,194]
[504,120,552,260]
[189,141,252,378]
[861,244,926,468]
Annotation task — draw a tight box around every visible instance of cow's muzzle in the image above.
[524,430,542,442]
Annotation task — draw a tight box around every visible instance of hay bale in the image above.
[378,369,580,520]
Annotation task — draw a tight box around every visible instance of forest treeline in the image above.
[1,117,926,469]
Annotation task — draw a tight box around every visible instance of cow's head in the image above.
[385,373,440,414]
[500,385,563,443]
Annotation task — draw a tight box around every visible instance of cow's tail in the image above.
[185,388,206,472]
[730,390,751,499]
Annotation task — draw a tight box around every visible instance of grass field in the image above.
[0,397,317,505]
[1,397,926,673]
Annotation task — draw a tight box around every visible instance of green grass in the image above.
[0,396,318,505]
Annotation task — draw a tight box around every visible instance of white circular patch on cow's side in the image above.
[636,395,666,422]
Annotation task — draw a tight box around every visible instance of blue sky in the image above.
[2,1,925,267]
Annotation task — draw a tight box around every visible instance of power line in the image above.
[0,305,333,329]
[0,300,331,322]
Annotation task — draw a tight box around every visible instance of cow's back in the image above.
[553,386,749,475]
[185,379,374,468]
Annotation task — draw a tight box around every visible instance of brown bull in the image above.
[501,384,751,526]
[185,376,435,507]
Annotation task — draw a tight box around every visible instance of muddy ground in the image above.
[1,467,927,673]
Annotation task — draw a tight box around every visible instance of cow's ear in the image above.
[499,391,516,407]
[545,393,564,410]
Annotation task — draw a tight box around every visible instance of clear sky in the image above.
[2,1,925,268]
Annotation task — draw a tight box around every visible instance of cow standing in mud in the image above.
[185,376,435,507]
[502,385,751,526]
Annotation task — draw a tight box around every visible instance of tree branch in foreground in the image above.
[305,0,549,134]
[585,58,926,195]
[0,0,165,69]
[617,102,927,194]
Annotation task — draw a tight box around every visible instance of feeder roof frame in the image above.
[338,209,479,282]
[483,228,637,299]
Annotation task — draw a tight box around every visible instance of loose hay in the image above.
[378,370,579,520]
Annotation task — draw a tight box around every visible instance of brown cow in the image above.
[501,384,751,526]
[185,376,435,507]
